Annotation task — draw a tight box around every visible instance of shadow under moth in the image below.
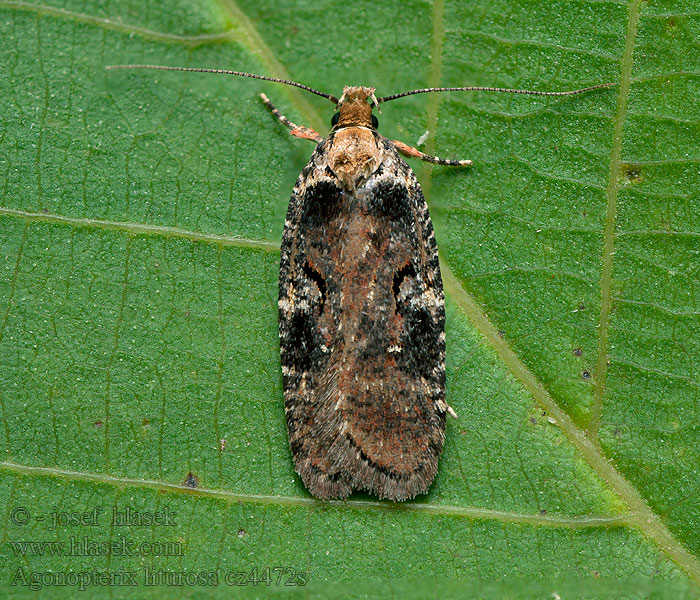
[107,64,613,501]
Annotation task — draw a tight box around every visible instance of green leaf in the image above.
[1,0,699,597]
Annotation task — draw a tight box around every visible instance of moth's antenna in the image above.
[106,64,339,104]
[377,82,616,104]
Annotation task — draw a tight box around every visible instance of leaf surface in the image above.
[1,0,699,597]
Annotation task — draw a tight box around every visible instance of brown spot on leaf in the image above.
[573,348,583,357]
[620,164,643,184]
[665,16,682,34]
[183,472,199,488]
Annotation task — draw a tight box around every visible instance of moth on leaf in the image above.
[107,64,613,500]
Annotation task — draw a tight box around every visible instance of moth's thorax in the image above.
[328,127,381,190]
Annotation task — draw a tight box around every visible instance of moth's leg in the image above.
[392,139,472,167]
[259,93,322,143]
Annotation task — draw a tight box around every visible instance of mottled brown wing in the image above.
[279,133,446,501]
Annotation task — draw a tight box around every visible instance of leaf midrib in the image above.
[0,460,634,528]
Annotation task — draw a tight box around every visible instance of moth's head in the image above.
[331,86,379,131]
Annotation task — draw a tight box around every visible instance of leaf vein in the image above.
[0,1,236,44]
[0,460,634,528]
[440,261,700,585]
[0,207,279,251]
[443,27,620,62]
[589,0,642,438]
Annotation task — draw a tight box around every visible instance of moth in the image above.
[107,64,613,500]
